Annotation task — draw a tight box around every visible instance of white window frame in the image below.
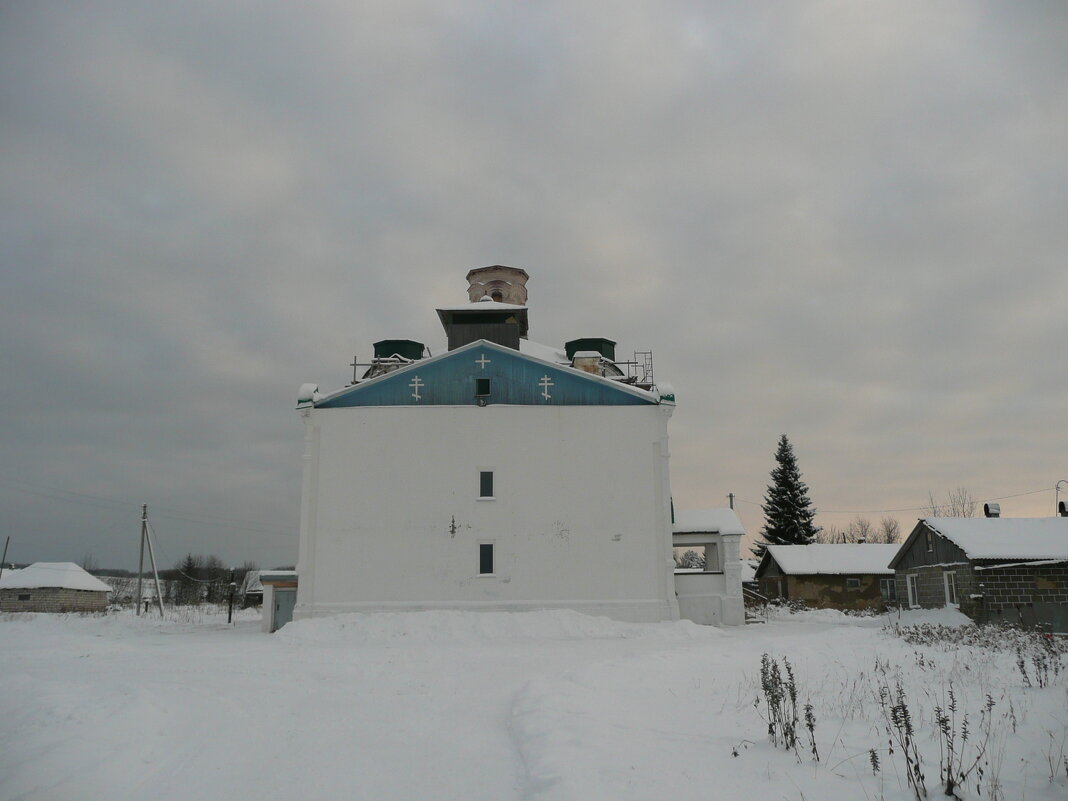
[906,574,919,608]
[943,571,958,607]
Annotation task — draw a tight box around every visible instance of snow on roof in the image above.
[764,544,899,576]
[923,517,1068,561]
[239,570,264,595]
[518,338,569,364]
[436,301,527,312]
[0,562,111,592]
[673,509,745,536]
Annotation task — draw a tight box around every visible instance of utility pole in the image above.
[1057,480,1067,515]
[136,505,147,615]
[728,493,735,510]
[0,535,9,581]
[136,504,166,617]
[144,510,165,617]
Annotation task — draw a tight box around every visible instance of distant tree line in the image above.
[816,516,900,544]
[163,555,259,605]
[88,554,259,606]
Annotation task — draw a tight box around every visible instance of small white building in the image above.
[292,266,742,625]
[672,509,746,625]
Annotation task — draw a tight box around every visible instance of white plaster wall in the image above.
[295,404,679,623]
[671,533,744,626]
[674,572,727,625]
[261,584,276,633]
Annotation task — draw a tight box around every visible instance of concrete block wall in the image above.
[974,565,1068,610]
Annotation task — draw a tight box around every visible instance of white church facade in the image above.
[291,266,743,626]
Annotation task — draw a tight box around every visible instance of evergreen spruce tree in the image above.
[751,435,820,559]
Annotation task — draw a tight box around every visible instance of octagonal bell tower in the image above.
[466,265,529,305]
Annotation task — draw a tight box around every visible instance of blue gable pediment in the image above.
[315,340,658,408]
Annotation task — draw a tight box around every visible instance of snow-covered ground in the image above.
[1,606,1065,801]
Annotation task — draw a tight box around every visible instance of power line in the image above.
[0,474,296,539]
[147,522,219,584]
[734,485,1053,515]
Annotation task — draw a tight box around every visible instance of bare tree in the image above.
[816,518,880,543]
[816,524,846,543]
[78,552,99,573]
[848,516,874,543]
[873,517,901,544]
[925,487,977,518]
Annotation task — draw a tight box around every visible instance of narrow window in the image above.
[479,543,494,575]
[846,577,861,590]
[907,574,919,607]
[479,471,494,498]
[944,571,958,606]
[17,593,30,601]
[475,378,490,397]
[925,531,933,552]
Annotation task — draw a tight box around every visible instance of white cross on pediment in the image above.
[476,354,491,369]
[409,376,424,401]
[538,375,554,400]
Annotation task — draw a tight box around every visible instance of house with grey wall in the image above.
[888,512,1068,633]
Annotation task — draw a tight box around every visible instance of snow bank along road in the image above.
[1,607,1065,801]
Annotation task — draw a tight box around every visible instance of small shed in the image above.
[672,509,745,626]
[755,544,900,611]
[0,562,111,612]
[889,517,1068,632]
[260,571,298,632]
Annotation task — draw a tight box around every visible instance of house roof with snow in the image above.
[0,562,111,592]
[240,570,264,595]
[891,517,1068,566]
[672,509,745,536]
[757,544,899,577]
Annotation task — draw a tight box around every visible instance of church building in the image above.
[291,266,740,625]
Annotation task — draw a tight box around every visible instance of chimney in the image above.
[983,502,1001,518]
[1059,500,1068,517]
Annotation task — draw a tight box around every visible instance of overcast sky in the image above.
[2,2,1066,570]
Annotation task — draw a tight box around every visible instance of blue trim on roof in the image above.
[315,340,658,408]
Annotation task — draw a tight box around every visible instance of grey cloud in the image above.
[1,1,1066,566]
